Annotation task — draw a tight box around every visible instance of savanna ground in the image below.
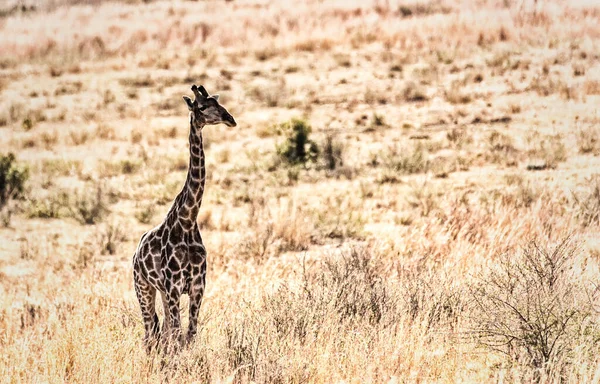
[1,0,600,382]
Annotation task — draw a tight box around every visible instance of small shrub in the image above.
[0,153,29,210]
[315,194,365,240]
[576,126,600,155]
[446,127,473,150]
[239,197,313,261]
[571,176,600,227]
[97,222,127,255]
[100,159,142,177]
[96,123,116,140]
[27,191,70,219]
[265,247,394,329]
[397,2,451,17]
[118,76,154,88]
[500,175,540,209]
[75,239,95,269]
[135,202,156,224]
[445,81,472,104]
[526,133,567,170]
[71,184,109,225]
[402,81,429,102]
[470,238,598,372]
[365,113,387,132]
[68,129,90,146]
[248,81,287,107]
[407,181,439,217]
[382,144,430,175]
[239,221,275,261]
[276,118,319,166]
[40,159,82,177]
[131,129,143,144]
[320,134,344,170]
[486,130,520,167]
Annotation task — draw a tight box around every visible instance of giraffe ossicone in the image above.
[132,84,236,352]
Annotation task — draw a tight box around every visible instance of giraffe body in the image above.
[132,85,236,351]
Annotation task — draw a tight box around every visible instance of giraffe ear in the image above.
[211,94,219,102]
[183,96,195,111]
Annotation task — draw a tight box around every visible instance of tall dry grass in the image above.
[1,0,600,382]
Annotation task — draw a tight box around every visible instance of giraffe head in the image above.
[183,84,237,128]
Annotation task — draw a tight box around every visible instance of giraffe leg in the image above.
[159,291,170,337]
[164,285,183,353]
[187,259,207,344]
[134,271,160,352]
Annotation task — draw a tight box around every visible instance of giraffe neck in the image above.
[168,116,206,229]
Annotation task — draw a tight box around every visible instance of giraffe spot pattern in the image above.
[132,86,232,350]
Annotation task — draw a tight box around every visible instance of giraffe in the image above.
[132,84,236,352]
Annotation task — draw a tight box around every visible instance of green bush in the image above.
[276,118,319,166]
[0,153,28,209]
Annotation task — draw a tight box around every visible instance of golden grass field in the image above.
[1,0,600,382]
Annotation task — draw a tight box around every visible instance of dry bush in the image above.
[470,238,599,375]
[526,133,567,170]
[39,158,82,178]
[407,181,440,217]
[486,130,520,167]
[583,79,600,95]
[0,153,29,225]
[67,129,91,146]
[576,126,600,155]
[97,221,128,255]
[445,80,472,104]
[134,201,156,225]
[27,190,70,219]
[248,80,288,108]
[71,183,110,225]
[380,143,430,176]
[402,81,429,102]
[100,158,142,177]
[499,174,540,209]
[220,246,464,382]
[315,193,364,240]
[571,176,600,228]
[319,133,345,171]
[446,127,473,150]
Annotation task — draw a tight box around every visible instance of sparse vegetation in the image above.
[320,133,345,171]
[0,153,28,225]
[27,190,70,219]
[526,133,567,170]
[486,130,520,167]
[402,80,429,102]
[471,238,598,374]
[576,125,600,155]
[381,144,430,175]
[97,221,128,255]
[71,183,110,225]
[571,176,600,227]
[276,118,319,166]
[135,202,156,224]
[445,81,472,104]
[1,0,600,382]
[0,153,28,210]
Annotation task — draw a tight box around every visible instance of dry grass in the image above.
[1,0,600,382]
